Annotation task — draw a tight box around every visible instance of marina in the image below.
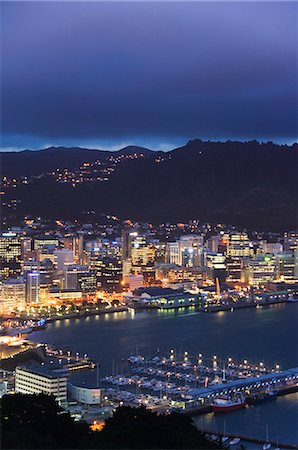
[29,303,298,447]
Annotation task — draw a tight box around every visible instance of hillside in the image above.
[1,140,297,230]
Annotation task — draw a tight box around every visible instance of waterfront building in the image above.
[206,252,227,284]
[98,257,122,292]
[226,258,245,284]
[68,382,101,405]
[129,274,144,291]
[155,263,203,285]
[64,264,96,293]
[125,286,198,309]
[276,252,297,282]
[246,255,276,287]
[0,232,22,280]
[15,365,68,403]
[49,289,83,300]
[0,277,26,313]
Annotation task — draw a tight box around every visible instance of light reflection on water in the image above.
[30,304,298,445]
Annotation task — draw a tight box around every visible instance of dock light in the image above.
[119,401,123,406]
[244,360,247,365]
[198,353,202,358]
[276,364,280,370]
[213,355,217,360]
[163,395,167,400]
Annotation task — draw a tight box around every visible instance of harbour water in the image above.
[30,303,298,446]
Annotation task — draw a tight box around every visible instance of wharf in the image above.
[201,298,289,313]
[184,367,298,407]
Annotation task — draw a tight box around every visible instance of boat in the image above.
[229,437,240,445]
[212,394,246,413]
[247,388,278,405]
[287,296,298,302]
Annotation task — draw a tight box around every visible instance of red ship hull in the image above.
[212,402,246,413]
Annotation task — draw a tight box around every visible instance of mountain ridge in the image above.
[1,140,297,230]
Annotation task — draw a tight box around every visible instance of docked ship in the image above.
[211,394,246,413]
[247,388,278,405]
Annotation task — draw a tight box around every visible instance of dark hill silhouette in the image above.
[0,145,154,177]
[1,140,297,230]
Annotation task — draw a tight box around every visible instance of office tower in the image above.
[206,252,227,284]
[0,232,22,280]
[64,264,96,293]
[26,272,40,302]
[206,235,221,253]
[122,231,155,282]
[275,252,296,282]
[167,242,182,265]
[0,278,26,313]
[246,255,276,287]
[98,257,122,292]
[54,248,75,272]
[39,259,55,288]
[226,232,254,258]
[22,237,33,259]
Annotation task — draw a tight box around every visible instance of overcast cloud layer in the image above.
[1,1,297,150]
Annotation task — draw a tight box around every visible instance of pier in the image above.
[183,367,298,410]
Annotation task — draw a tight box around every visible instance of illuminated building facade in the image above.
[0,278,26,313]
[206,252,227,284]
[0,232,22,280]
[226,232,254,258]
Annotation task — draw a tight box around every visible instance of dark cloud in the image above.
[1,1,297,150]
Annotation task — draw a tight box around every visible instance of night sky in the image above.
[1,1,297,151]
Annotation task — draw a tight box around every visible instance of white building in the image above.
[15,366,68,403]
[0,278,26,313]
[129,274,144,291]
[68,382,101,405]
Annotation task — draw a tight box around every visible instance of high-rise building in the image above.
[0,232,22,280]
[122,231,155,282]
[246,255,276,287]
[0,278,26,313]
[206,252,227,284]
[64,264,96,293]
[275,252,296,282]
[226,232,254,258]
[54,248,75,272]
[26,272,40,303]
[167,242,181,266]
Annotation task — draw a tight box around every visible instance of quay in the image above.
[183,367,298,411]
